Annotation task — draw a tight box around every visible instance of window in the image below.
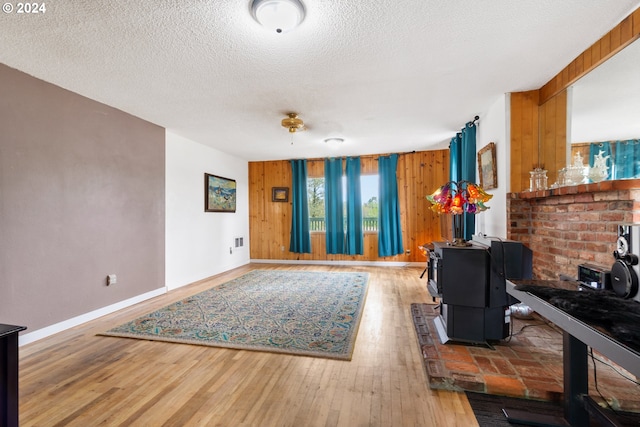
[307,177,325,231]
[360,175,378,231]
[307,175,379,232]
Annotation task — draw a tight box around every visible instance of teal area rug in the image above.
[101,270,369,360]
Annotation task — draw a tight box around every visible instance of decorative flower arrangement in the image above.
[426,180,492,215]
[426,180,493,246]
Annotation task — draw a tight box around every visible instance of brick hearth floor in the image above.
[411,303,640,412]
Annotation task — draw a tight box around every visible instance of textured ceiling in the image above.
[1,0,639,161]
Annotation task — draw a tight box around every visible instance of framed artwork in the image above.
[205,173,236,212]
[272,187,289,202]
[477,142,497,190]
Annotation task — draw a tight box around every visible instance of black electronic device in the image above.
[484,239,533,307]
[577,264,610,290]
[615,224,635,258]
[427,237,533,344]
[611,224,640,302]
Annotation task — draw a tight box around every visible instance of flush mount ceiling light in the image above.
[324,138,344,145]
[251,0,305,33]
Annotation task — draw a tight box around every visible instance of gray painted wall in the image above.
[0,64,165,332]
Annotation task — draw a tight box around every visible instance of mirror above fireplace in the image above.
[569,38,640,179]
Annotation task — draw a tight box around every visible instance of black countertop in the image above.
[507,280,640,377]
[0,324,27,338]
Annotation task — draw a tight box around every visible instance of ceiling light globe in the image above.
[251,0,305,33]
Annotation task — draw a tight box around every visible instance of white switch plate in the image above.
[107,274,117,286]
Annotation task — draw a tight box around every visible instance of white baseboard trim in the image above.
[19,287,167,346]
[250,259,425,268]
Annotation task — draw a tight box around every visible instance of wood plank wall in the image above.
[510,90,567,193]
[509,90,539,193]
[510,7,640,193]
[538,90,567,187]
[248,150,450,263]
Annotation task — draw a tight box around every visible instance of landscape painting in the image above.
[477,142,497,190]
[205,173,236,212]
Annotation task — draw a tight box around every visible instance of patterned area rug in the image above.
[101,270,369,360]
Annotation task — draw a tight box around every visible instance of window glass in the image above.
[361,175,378,231]
[307,177,325,231]
[306,175,378,232]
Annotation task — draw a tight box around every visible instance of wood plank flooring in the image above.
[18,264,479,427]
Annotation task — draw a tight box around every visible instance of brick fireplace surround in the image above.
[507,179,640,280]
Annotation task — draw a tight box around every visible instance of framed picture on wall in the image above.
[205,173,236,212]
[272,187,289,202]
[478,142,497,190]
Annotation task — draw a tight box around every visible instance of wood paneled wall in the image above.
[510,89,567,193]
[538,90,567,187]
[249,150,449,263]
[509,90,540,193]
[510,7,640,193]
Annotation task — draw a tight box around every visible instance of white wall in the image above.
[476,94,509,239]
[166,132,250,290]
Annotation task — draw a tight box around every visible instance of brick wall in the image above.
[507,180,640,280]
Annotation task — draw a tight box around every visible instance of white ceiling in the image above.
[1,0,639,161]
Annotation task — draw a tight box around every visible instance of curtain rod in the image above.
[457,115,480,135]
[463,115,479,130]
[297,150,417,163]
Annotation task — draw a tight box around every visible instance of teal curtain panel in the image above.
[289,159,311,253]
[378,154,403,257]
[324,158,345,254]
[460,121,477,241]
[614,140,635,179]
[345,157,364,255]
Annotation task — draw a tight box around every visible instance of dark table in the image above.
[1,324,27,427]
[505,280,640,427]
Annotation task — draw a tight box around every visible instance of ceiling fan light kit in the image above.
[250,0,305,34]
[281,112,305,133]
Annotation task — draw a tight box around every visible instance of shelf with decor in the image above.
[514,178,640,200]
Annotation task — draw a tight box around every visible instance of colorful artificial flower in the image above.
[426,180,491,215]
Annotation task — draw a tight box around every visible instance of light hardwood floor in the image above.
[18,264,479,427]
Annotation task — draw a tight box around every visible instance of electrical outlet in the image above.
[107,274,117,286]
[281,245,285,252]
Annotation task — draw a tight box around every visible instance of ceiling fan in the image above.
[281,112,307,133]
